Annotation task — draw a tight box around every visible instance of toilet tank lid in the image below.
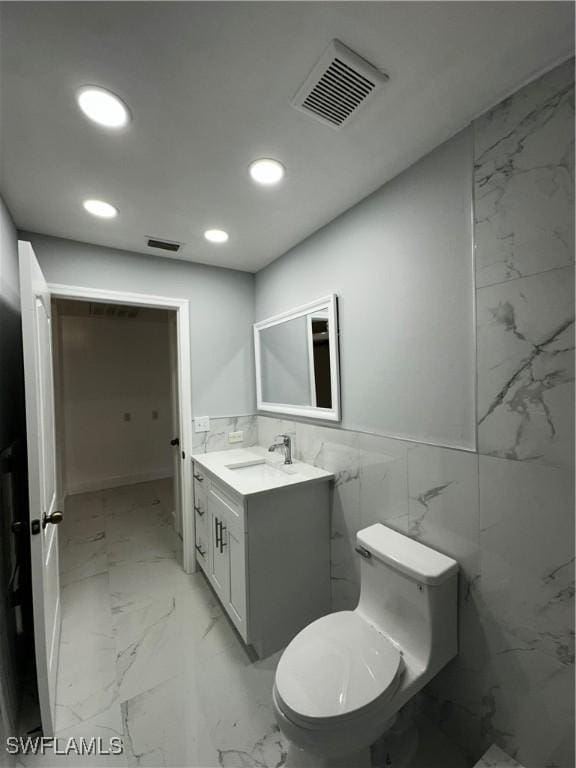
[357,524,458,585]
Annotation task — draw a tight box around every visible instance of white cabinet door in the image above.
[207,481,248,641]
[208,504,228,602]
[226,525,247,638]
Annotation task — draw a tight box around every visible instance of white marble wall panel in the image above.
[476,456,574,768]
[191,415,257,454]
[407,444,479,580]
[477,265,575,468]
[472,57,575,768]
[475,58,574,289]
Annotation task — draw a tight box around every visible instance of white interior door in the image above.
[168,314,182,536]
[19,241,61,736]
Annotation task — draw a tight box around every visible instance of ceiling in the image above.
[1,2,573,273]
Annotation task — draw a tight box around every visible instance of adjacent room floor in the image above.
[16,480,468,768]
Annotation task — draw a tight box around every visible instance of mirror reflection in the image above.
[260,310,333,409]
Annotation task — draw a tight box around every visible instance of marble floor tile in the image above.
[105,522,177,568]
[112,573,231,704]
[114,594,182,704]
[474,744,524,768]
[59,532,108,588]
[62,494,106,543]
[185,643,288,768]
[121,675,219,768]
[108,556,196,617]
[56,573,117,732]
[151,478,175,516]
[372,710,469,768]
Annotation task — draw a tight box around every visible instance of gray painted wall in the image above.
[19,234,256,418]
[255,127,475,451]
[0,195,25,756]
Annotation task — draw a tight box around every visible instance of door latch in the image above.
[42,511,64,529]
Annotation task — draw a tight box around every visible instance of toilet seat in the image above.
[275,611,403,729]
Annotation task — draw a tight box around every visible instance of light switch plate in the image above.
[194,416,210,433]
[228,430,244,444]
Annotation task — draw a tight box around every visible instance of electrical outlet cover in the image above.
[194,416,210,433]
[228,430,244,443]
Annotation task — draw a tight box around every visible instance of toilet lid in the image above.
[275,611,402,721]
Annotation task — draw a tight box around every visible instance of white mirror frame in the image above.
[254,294,341,422]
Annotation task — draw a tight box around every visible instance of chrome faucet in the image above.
[268,434,293,465]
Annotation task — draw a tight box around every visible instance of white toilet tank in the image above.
[355,524,458,671]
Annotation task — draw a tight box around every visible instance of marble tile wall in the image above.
[253,59,575,768]
[191,415,257,454]
[471,57,574,768]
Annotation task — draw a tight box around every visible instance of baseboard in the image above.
[65,470,173,496]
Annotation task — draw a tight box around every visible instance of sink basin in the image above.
[193,447,334,496]
[225,458,297,480]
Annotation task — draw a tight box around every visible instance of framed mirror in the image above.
[254,294,341,422]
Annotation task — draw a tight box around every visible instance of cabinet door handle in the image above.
[193,472,203,482]
[219,524,227,553]
[194,504,204,517]
[215,517,221,549]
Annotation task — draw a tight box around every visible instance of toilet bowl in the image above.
[273,523,459,767]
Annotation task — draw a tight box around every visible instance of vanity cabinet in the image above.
[192,456,331,658]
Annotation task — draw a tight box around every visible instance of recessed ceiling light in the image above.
[83,199,118,218]
[77,86,130,129]
[249,158,285,186]
[204,229,229,244]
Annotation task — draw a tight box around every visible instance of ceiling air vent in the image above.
[292,40,388,129]
[146,237,182,253]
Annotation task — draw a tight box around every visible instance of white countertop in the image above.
[191,446,333,497]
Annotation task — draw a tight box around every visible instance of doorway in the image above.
[49,283,194,574]
[48,295,190,734]
[52,299,180,534]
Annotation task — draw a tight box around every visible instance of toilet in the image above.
[273,523,459,767]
